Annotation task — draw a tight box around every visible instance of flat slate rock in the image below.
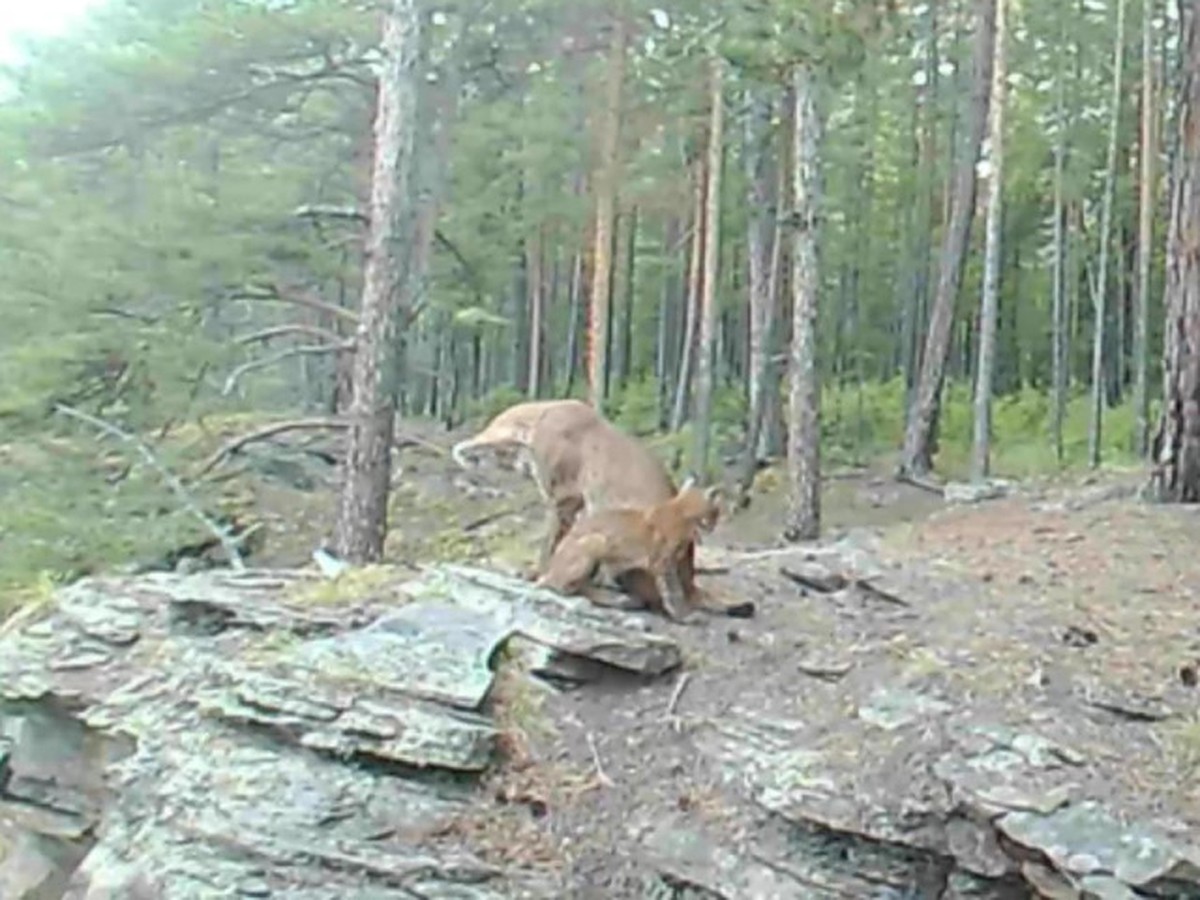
[0,563,684,898]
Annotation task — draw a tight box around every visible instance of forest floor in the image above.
[9,416,1200,893]
[217,419,1200,893]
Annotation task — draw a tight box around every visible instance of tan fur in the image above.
[535,484,721,622]
[451,399,747,618]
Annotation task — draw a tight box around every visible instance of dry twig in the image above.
[54,403,247,570]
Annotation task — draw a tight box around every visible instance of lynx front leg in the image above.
[532,498,581,577]
[537,534,606,596]
[657,564,704,625]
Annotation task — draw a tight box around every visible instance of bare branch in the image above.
[53,403,247,571]
[90,306,160,324]
[293,203,368,223]
[222,345,344,397]
[236,324,351,346]
[231,282,360,323]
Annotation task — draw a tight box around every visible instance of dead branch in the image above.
[895,471,945,495]
[53,404,247,571]
[222,345,345,397]
[293,203,368,223]
[90,306,160,324]
[195,417,348,479]
[232,282,359,324]
[236,324,351,346]
[665,672,692,719]
[585,732,614,788]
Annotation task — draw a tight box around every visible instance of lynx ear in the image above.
[678,473,697,492]
[704,484,724,503]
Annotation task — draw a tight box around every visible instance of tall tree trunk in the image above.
[334,0,419,562]
[760,105,792,458]
[657,218,682,428]
[1089,0,1128,467]
[563,248,583,395]
[736,155,784,504]
[692,55,725,476]
[784,63,822,542]
[902,0,939,405]
[1148,0,1200,501]
[1051,4,1070,464]
[618,205,638,388]
[527,226,544,398]
[587,9,627,409]
[970,0,1007,482]
[671,158,707,432]
[1134,0,1156,456]
[899,0,997,478]
[744,90,774,441]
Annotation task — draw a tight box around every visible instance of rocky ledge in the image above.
[2,549,1200,898]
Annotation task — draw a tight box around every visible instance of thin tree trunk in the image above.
[1147,0,1200,501]
[1134,0,1156,456]
[619,205,638,388]
[587,9,626,409]
[971,0,1007,482]
[784,63,822,542]
[1089,0,1128,467]
[760,109,791,458]
[334,0,419,562]
[899,0,998,477]
[745,89,774,430]
[671,157,707,432]
[736,164,784,504]
[563,248,583,395]
[657,218,681,428]
[527,226,543,398]
[692,55,724,476]
[1051,27,1069,464]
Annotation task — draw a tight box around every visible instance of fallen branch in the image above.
[195,417,348,479]
[53,404,246,571]
[195,417,448,479]
[665,671,692,719]
[222,345,345,396]
[585,732,614,788]
[895,471,945,495]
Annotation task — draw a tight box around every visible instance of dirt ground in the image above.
[234,425,1200,893]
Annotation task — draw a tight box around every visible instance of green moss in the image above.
[287,565,402,606]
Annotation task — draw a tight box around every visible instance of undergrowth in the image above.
[1,377,1151,618]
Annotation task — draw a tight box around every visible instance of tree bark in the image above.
[618,205,638,388]
[527,226,544,398]
[692,55,725,476]
[671,156,706,432]
[899,0,997,478]
[333,0,419,562]
[784,63,822,542]
[1148,0,1200,502]
[1088,0,1127,467]
[587,10,627,409]
[744,89,774,448]
[970,0,1007,482]
[1134,0,1156,456]
[1051,4,1070,464]
[657,217,682,428]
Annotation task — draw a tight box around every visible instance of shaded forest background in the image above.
[0,0,1176,592]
